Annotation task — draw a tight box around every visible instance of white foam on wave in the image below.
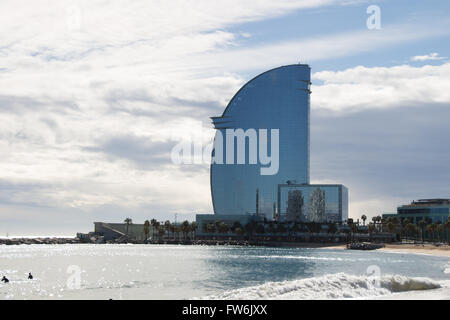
[201,273,442,300]
[444,264,450,274]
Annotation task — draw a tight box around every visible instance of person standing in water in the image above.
[28,273,33,280]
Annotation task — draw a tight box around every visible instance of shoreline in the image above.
[320,243,450,258]
[1,238,449,258]
[374,287,450,300]
[378,243,450,258]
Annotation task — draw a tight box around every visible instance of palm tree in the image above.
[350,223,358,242]
[206,223,215,234]
[174,225,181,240]
[218,222,229,234]
[427,223,437,243]
[164,220,171,238]
[368,223,375,242]
[437,224,444,243]
[124,218,132,235]
[392,217,399,224]
[386,222,395,233]
[181,220,190,240]
[445,219,450,245]
[380,218,386,231]
[235,227,244,239]
[392,217,399,232]
[401,219,411,239]
[232,221,242,232]
[214,220,222,234]
[406,223,416,242]
[154,221,161,240]
[169,224,176,240]
[158,227,165,240]
[361,215,367,226]
[244,222,256,240]
[418,220,427,243]
[150,219,157,239]
[371,216,378,231]
[144,220,150,240]
[190,222,198,240]
[375,215,382,229]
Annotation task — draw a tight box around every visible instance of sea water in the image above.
[0,244,449,300]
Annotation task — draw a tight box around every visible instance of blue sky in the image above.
[0,0,449,235]
[225,0,450,74]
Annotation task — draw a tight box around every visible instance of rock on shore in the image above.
[0,237,80,245]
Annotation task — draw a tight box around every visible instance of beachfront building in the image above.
[382,199,450,224]
[277,184,348,223]
[93,222,154,241]
[208,64,348,223]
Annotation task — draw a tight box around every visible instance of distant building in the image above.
[210,64,311,219]
[208,64,348,222]
[382,199,450,224]
[195,214,264,236]
[286,190,305,222]
[94,222,154,241]
[278,184,348,223]
[309,187,326,222]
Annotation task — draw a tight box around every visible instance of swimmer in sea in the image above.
[28,273,33,280]
[1,276,9,283]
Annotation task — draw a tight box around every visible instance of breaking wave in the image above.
[202,273,442,300]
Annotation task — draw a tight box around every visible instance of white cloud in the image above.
[411,52,447,61]
[185,22,450,73]
[0,0,449,233]
[2,0,346,222]
[312,62,450,111]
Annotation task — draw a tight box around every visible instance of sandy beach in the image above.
[318,243,450,257]
[379,244,450,257]
[254,242,450,258]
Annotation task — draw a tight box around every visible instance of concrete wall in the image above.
[94,222,155,241]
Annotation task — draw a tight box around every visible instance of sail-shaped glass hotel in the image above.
[207,64,347,223]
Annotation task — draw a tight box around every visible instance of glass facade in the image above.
[383,199,450,224]
[277,184,348,223]
[211,65,311,218]
[396,207,450,223]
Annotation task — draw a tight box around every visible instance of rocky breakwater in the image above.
[0,237,80,245]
